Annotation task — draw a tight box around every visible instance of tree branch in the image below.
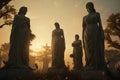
[106,33,120,49]
[110,42,120,49]
[0,10,10,19]
[0,0,12,10]
[0,24,6,28]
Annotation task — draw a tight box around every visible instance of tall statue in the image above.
[5,6,34,68]
[82,2,106,70]
[51,22,66,68]
[70,34,83,70]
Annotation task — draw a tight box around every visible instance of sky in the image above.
[0,0,120,50]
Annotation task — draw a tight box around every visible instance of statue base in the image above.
[47,67,68,79]
[0,65,37,80]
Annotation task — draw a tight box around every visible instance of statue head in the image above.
[86,2,96,13]
[18,6,27,15]
[75,34,79,40]
[54,22,60,29]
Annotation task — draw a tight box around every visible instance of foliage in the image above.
[0,0,16,28]
[0,43,10,67]
[104,13,120,49]
[0,0,12,10]
[0,43,10,55]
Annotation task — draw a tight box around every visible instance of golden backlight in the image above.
[30,41,43,51]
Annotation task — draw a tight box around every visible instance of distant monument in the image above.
[42,43,50,73]
[70,34,83,70]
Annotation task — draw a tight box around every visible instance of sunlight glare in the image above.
[30,41,43,52]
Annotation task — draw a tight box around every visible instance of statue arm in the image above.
[97,12,103,30]
[51,31,54,48]
[12,15,17,32]
[80,40,83,56]
[80,40,82,48]
[28,19,32,34]
[61,29,65,50]
[10,15,17,45]
[97,12,105,39]
[61,29,65,39]
[27,18,35,41]
[82,16,86,49]
[27,18,31,31]
[72,41,75,47]
[26,17,32,34]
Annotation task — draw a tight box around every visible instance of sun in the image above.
[30,41,43,52]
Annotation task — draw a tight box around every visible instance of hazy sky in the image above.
[0,0,120,50]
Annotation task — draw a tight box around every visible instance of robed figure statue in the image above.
[82,2,106,70]
[70,34,83,70]
[5,6,34,68]
[51,22,66,68]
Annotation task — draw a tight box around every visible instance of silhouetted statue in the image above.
[70,34,83,70]
[82,2,106,70]
[51,22,66,68]
[6,6,33,68]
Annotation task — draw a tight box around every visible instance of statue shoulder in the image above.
[96,12,100,17]
[14,15,19,19]
[52,29,56,34]
[60,28,64,32]
[83,15,87,20]
[60,28,63,31]
[96,12,100,15]
[25,16,30,22]
[79,40,82,44]
[26,17,30,20]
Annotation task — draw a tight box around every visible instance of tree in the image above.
[104,13,120,49]
[0,0,16,28]
[0,0,12,9]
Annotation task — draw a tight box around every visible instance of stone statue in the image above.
[70,34,83,70]
[5,6,34,68]
[51,22,66,68]
[82,2,106,70]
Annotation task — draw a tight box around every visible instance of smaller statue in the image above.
[70,34,83,70]
[51,22,66,68]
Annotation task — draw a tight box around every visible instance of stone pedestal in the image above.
[47,67,68,80]
[68,70,106,80]
[81,70,105,80]
[0,66,36,80]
